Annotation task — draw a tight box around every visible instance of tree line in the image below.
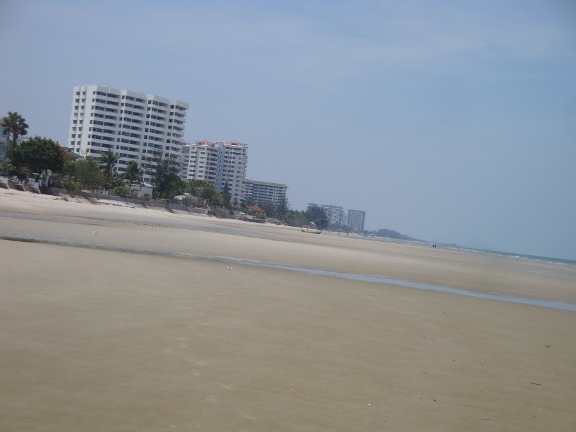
[2,111,413,235]
[0,113,337,228]
[0,111,205,200]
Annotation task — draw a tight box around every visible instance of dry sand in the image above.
[1,188,575,431]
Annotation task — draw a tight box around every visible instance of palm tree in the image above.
[124,160,143,191]
[98,149,119,187]
[1,112,29,157]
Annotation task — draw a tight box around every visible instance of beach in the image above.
[1,188,575,431]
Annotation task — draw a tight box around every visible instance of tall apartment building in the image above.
[242,179,288,207]
[307,203,346,227]
[181,140,248,204]
[67,84,189,183]
[346,209,366,232]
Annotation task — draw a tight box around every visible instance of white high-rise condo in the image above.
[67,85,189,183]
[181,140,248,204]
[346,209,366,232]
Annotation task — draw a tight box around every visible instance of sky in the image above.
[1,0,575,260]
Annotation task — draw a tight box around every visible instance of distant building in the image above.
[242,179,288,207]
[307,203,346,227]
[67,84,189,183]
[347,209,366,232]
[181,140,248,204]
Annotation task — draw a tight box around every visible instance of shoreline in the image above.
[3,187,575,268]
[2,190,576,305]
[2,234,575,312]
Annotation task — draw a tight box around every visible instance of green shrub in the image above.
[113,184,129,197]
[63,181,80,192]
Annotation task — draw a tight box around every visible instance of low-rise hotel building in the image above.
[242,179,288,207]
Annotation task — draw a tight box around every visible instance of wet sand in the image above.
[1,188,575,431]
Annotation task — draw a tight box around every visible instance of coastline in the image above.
[1,188,576,431]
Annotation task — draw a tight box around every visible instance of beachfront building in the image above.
[181,140,248,204]
[242,179,288,207]
[307,203,346,227]
[67,84,189,183]
[346,209,366,232]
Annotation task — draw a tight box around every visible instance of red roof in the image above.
[249,205,264,213]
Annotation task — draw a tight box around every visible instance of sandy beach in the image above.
[1,188,575,431]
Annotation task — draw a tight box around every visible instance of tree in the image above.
[243,196,255,208]
[124,160,143,191]
[284,209,308,227]
[12,136,67,174]
[307,206,329,230]
[113,183,130,197]
[259,201,276,218]
[222,181,232,208]
[185,180,198,196]
[150,152,182,199]
[98,149,119,187]
[374,229,414,241]
[277,196,290,219]
[185,179,213,196]
[1,112,29,157]
[61,157,77,177]
[199,185,223,207]
[73,157,103,189]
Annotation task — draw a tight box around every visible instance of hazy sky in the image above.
[1,0,575,260]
